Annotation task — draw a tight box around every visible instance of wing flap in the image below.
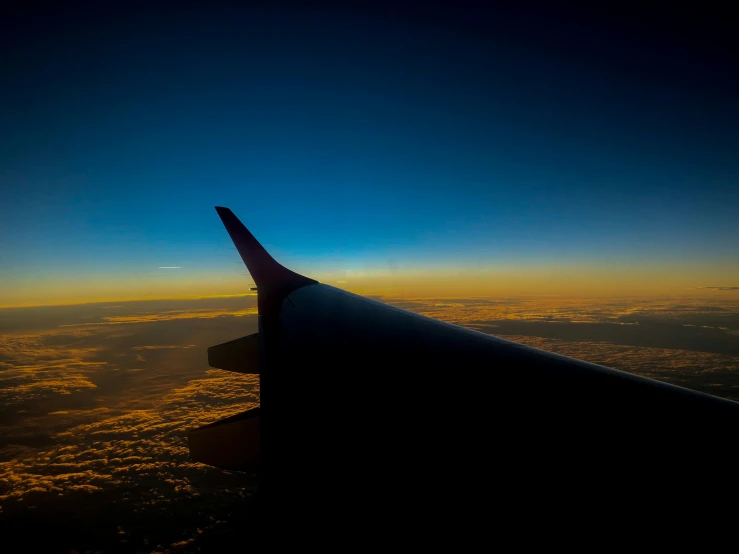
[187,408,261,472]
[208,333,260,374]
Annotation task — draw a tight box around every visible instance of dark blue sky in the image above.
[2,2,738,304]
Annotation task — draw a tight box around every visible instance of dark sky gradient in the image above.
[2,2,738,303]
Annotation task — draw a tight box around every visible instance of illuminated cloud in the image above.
[0,295,267,551]
[694,286,739,291]
[131,344,197,350]
[59,308,258,326]
[0,335,102,402]
[0,368,259,501]
[2,293,739,551]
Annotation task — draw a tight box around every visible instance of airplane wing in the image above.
[189,207,739,541]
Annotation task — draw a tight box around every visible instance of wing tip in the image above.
[213,206,318,289]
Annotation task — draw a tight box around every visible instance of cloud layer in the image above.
[0,297,261,552]
[2,293,739,551]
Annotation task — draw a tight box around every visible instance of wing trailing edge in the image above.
[208,333,261,374]
[188,407,261,472]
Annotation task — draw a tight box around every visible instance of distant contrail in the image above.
[158,266,182,269]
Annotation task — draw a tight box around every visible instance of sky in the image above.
[2,3,738,306]
[2,5,739,548]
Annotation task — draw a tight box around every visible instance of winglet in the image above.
[215,207,317,289]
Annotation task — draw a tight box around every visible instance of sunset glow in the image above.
[2,2,738,551]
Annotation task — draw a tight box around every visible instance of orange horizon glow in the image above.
[2,263,738,309]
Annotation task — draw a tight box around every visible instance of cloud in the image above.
[2,293,739,551]
[0,299,263,552]
[694,286,739,291]
[1,363,258,549]
[59,308,258,326]
[131,344,196,350]
[0,335,102,402]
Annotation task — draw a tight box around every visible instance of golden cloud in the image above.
[2,293,739,551]
[59,307,259,327]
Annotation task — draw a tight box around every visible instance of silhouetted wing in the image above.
[189,207,739,541]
